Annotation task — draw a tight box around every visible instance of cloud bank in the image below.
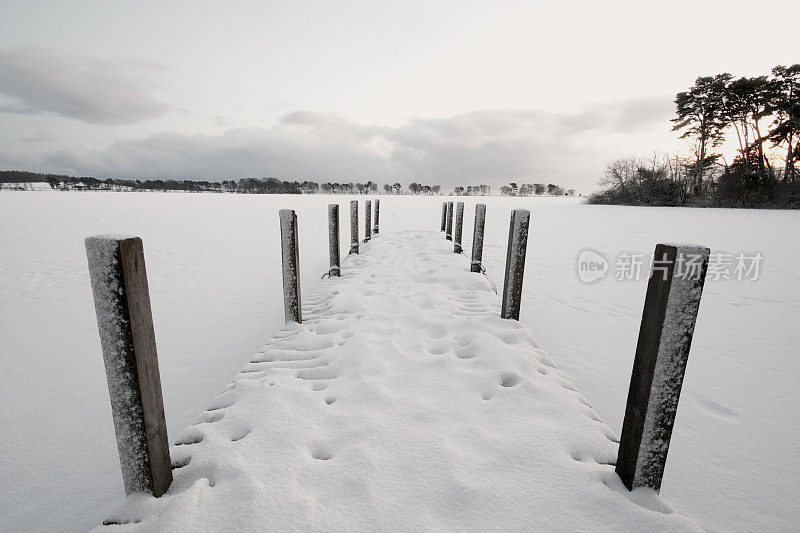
[6,98,673,190]
[0,48,168,125]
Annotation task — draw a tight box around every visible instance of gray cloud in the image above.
[0,48,169,125]
[384,99,670,184]
[45,118,399,180]
[19,133,54,143]
[17,97,672,191]
[592,97,674,134]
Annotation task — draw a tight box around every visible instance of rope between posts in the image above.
[459,250,498,295]
[321,268,340,279]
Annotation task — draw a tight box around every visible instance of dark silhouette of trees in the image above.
[591,64,800,208]
[672,74,730,190]
[496,182,566,196]
[768,65,800,181]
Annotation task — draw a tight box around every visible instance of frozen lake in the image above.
[1,192,798,531]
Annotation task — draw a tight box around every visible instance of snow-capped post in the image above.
[349,200,359,254]
[616,243,709,493]
[445,201,454,241]
[364,200,372,243]
[453,201,464,254]
[84,235,172,498]
[328,204,340,277]
[279,209,302,323]
[500,209,531,320]
[373,199,380,235]
[470,204,486,273]
[440,202,447,232]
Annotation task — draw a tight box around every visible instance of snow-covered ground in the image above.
[1,192,798,531]
[100,230,699,531]
[0,182,52,191]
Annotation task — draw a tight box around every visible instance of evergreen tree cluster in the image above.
[590,64,800,208]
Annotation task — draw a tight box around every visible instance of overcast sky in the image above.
[1,0,797,192]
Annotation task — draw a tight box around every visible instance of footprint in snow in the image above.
[499,372,521,387]
[230,426,251,442]
[174,428,204,446]
[310,443,333,461]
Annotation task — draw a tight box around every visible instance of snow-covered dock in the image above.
[100,230,700,531]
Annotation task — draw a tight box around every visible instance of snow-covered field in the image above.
[1,192,798,531]
[100,230,700,531]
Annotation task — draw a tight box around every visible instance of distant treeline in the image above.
[2,170,578,198]
[497,183,575,196]
[0,171,450,195]
[590,64,800,208]
[0,170,456,194]
[0,171,304,193]
[448,183,575,196]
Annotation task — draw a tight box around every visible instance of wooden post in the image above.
[440,202,447,232]
[470,204,486,273]
[500,209,530,320]
[616,243,709,492]
[328,204,340,277]
[85,235,172,497]
[453,201,464,253]
[364,200,372,243]
[445,201,454,241]
[373,199,380,235]
[349,200,359,254]
[279,209,302,323]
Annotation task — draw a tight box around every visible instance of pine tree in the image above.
[672,74,731,189]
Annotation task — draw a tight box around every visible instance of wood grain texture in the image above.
[616,243,709,492]
[350,200,359,254]
[454,202,464,254]
[364,200,372,243]
[373,199,380,235]
[500,209,530,320]
[470,204,486,273]
[328,204,340,276]
[280,210,302,323]
[445,201,454,241]
[86,235,172,497]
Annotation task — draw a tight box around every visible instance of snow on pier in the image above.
[100,230,700,531]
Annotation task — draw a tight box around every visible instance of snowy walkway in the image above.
[101,230,700,531]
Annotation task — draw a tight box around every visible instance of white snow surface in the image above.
[98,230,698,531]
[1,192,798,531]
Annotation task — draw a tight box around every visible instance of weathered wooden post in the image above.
[85,235,172,497]
[453,201,464,253]
[470,204,486,273]
[349,200,359,254]
[500,209,530,320]
[373,199,380,235]
[328,204,340,277]
[445,201,454,241]
[440,202,447,232]
[364,200,372,243]
[279,209,302,323]
[616,243,709,492]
